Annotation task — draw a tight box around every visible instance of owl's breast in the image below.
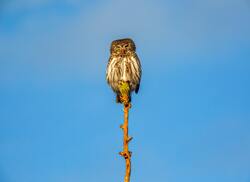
[120,58,131,82]
[106,55,141,93]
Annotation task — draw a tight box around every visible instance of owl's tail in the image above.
[116,94,122,103]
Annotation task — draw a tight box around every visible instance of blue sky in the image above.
[0,0,250,181]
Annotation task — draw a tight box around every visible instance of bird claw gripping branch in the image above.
[118,81,131,107]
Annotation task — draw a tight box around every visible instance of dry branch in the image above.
[119,82,132,182]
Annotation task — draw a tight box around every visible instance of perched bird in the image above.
[106,38,142,103]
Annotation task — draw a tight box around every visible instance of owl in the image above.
[106,38,142,103]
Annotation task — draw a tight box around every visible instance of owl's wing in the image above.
[131,54,141,94]
[135,83,140,93]
[106,56,121,93]
[106,57,116,84]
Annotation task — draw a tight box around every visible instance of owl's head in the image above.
[110,38,136,56]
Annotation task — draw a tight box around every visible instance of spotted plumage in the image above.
[106,38,142,103]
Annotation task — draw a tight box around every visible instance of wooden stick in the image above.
[118,81,133,182]
[119,95,132,182]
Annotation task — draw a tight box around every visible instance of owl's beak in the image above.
[121,49,126,54]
